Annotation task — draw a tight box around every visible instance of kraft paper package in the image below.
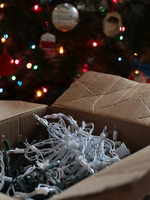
[0,71,150,200]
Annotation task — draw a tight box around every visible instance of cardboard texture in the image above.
[0,72,150,200]
[50,71,150,200]
[0,100,48,147]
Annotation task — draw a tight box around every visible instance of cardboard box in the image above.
[0,100,48,147]
[0,71,150,200]
[50,71,150,200]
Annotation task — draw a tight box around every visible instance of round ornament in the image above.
[51,3,79,32]
[103,12,122,38]
[40,32,56,58]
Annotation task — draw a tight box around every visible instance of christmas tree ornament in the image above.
[40,32,56,58]
[0,46,14,77]
[51,3,79,32]
[103,12,122,38]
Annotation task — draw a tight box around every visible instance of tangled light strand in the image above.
[30,113,127,175]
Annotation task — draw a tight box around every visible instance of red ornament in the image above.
[0,46,14,77]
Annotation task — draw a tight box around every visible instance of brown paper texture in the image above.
[0,100,48,146]
[0,74,150,200]
[53,71,150,126]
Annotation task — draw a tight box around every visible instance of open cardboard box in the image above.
[0,71,150,200]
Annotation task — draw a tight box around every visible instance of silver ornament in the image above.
[51,3,79,32]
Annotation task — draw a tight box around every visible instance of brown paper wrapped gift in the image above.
[0,71,150,200]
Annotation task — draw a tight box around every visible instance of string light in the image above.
[45,21,48,26]
[92,42,98,47]
[135,70,140,75]
[99,6,105,12]
[0,88,3,93]
[113,0,118,3]
[0,3,5,8]
[33,65,39,70]
[84,64,88,68]
[134,53,138,56]
[41,87,48,93]
[26,63,32,69]
[35,90,43,98]
[1,37,6,43]
[33,4,40,11]
[119,35,123,40]
[83,68,88,73]
[15,59,20,65]
[17,81,22,86]
[11,76,16,81]
[59,46,64,54]
[118,57,122,61]
[10,59,14,64]
[120,26,125,32]
[30,44,36,49]
[4,34,8,39]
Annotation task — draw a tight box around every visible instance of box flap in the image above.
[52,71,150,127]
[50,146,150,200]
[0,100,47,121]
[0,100,48,147]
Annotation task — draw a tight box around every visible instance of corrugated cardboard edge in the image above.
[50,146,150,200]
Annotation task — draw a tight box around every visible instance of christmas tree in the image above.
[0,0,150,105]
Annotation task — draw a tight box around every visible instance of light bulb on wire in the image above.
[0,88,3,93]
[120,26,125,32]
[26,63,32,69]
[15,59,20,65]
[83,68,88,73]
[30,44,36,49]
[11,76,16,81]
[41,87,48,93]
[17,81,22,86]
[33,4,40,12]
[0,3,5,8]
[113,0,118,3]
[135,70,140,75]
[33,65,39,70]
[134,53,138,57]
[119,35,123,40]
[92,42,98,47]
[1,37,6,43]
[59,46,64,54]
[35,90,43,98]
[118,57,122,61]
[10,59,14,64]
